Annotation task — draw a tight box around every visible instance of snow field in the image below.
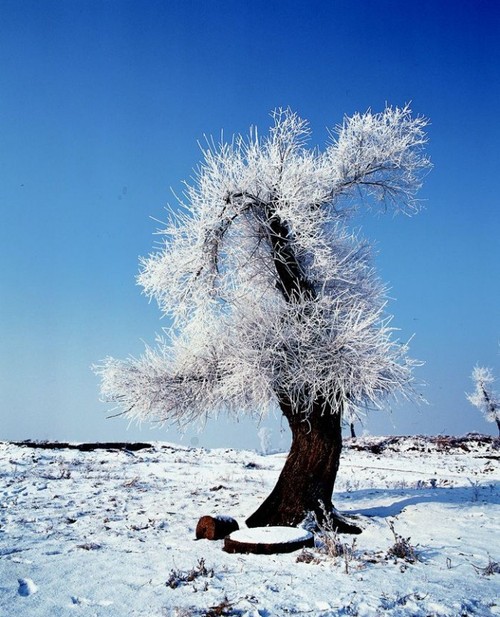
[0,438,498,616]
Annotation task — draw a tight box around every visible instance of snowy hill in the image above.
[0,436,499,616]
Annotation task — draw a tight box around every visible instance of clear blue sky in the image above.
[1,0,499,448]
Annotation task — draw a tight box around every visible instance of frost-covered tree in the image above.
[95,106,430,531]
[467,367,500,436]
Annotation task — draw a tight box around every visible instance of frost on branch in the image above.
[467,366,500,435]
[329,105,429,214]
[95,106,430,427]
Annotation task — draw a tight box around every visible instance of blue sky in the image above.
[1,0,499,448]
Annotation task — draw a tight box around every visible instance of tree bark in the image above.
[242,197,361,533]
[246,397,361,533]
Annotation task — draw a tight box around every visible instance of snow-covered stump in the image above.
[224,527,314,554]
[195,515,239,540]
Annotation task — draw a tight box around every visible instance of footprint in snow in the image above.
[18,578,38,596]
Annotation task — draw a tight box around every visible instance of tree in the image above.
[95,106,430,532]
[467,366,500,436]
[344,408,360,439]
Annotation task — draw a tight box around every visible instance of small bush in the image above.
[301,505,358,573]
[76,542,101,551]
[296,549,320,564]
[167,597,237,617]
[202,597,235,617]
[166,558,214,589]
[386,520,418,564]
[474,556,500,576]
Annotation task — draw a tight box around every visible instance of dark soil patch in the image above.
[11,440,153,452]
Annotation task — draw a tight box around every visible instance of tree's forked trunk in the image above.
[246,399,361,534]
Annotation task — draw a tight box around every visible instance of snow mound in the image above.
[18,578,38,596]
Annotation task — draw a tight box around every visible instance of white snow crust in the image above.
[228,526,312,544]
[0,436,499,616]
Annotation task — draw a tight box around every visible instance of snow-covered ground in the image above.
[1,435,499,616]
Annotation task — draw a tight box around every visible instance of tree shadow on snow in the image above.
[338,481,500,519]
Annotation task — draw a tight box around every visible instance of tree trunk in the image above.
[350,422,356,439]
[246,399,361,534]
[244,198,361,533]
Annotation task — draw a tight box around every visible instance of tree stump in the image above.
[195,515,239,540]
[224,526,314,554]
